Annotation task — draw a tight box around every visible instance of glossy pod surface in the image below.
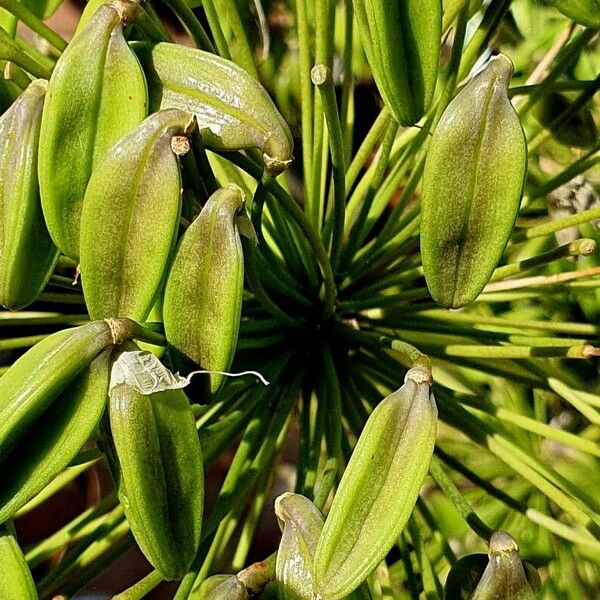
[314,365,437,600]
[80,109,194,322]
[421,54,527,308]
[38,2,147,259]
[135,42,293,174]
[0,79,58,310]
[164,185,246,394]
[353,0,441,126]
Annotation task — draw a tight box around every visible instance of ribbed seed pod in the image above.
[0,524,36,599]
[189,575,249,600]
[80,109,194,322]
[314,364,437,600]
[0,349,111,523]
[471,533,538,600]
[0,79,58,310]
[134,42,293,174]
[352,0,441,126]
[164,185,246,395]
[107,349,204,580]
[38,1,147,259]
[421,54,527,308]
[546,0,600,28]
[275,493,324,600]
[0,319,130,463]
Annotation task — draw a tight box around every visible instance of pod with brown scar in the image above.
[163,185,247,395]
[314,364,437,600]
[38,0,147,259]
[0,79,58,310]
[134,42,293,174]
[421,54,527,308]
[80,109,194,322]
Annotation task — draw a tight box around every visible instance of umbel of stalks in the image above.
[0,320,133,522]
[38,0,147,259]
[352,0,441,126]
[0,79,58,310]
[314,363,437,599]
[134,42,293,174]
[421,54,527,308]
[164,184,247,395]
[80,109,195,322]
[106,348,204,580]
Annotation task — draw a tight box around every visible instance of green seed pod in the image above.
[80,109,195,321]
[534,92,598,148]
[471,532,538,600]
[314,364,437,600]
[275,492,324,600]
[0,524,36,599]
[164,185,246,395]
[107,349,204,580]
[38,1,147,259]
[546,0,600,28]
[0,349,111,523]
[352,0,441,126]
[189,575,249,600]
[421,54,527,308]
[134,42,293,174]
[0,79,59,310]
[0,319,130,463]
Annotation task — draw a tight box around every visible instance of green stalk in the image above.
[527,140,600,201]
[0,0,66,51]
[113,570,164,600]
[0,28,51,78]
[492,238,596,281]
[226,1,259,79]
[296,0,314,217]
[161,0,215,52]
[312,64,346,271]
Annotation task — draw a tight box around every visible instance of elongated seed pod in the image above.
[80,109,194,321]
[353,0,441,126]
[0,350,111,523]
[0,319,130,462]
[38,1,147,259]
[421,54,527,308]
[471,533,537,600]
[546,0,600,28]
[189,575,249,600]
[0,79,58,310]
[275,493,324,600]
[107,349,204,580]
[0,524,36,599]
[164,185,245,395]
[134,42,293,174]
[314,365,437,600]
